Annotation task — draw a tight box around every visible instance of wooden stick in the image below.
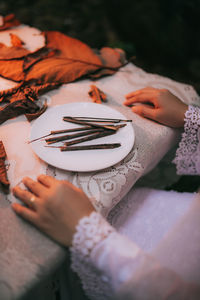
[29,123,125,144]
[64,116,132,123]
[64,130,116,146]
[50,126,91,134]
[28,126,92,143]
[45,128,104,144]
[60,143,121,151]
[63,117,117,131]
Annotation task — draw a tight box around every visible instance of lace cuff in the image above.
[70,212,115,300]
[173,105,200,175]
[70,211,115,260]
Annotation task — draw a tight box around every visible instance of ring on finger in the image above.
[29,195,37,208]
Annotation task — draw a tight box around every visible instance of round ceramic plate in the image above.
[30,102,135,172]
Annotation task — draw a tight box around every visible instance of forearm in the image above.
[70,212,142,299]
[70,210,200,299]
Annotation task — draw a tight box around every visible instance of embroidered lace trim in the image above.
[173,105,200,175]
[70,212,115,299]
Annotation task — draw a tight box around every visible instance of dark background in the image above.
[1,0,200,93]
[1,0,200,191]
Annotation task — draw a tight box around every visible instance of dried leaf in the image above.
[23,47,56,71]
[99,47,125,68]
[25,100,48,122]
[0,141,10,194]
[0,43,30,59]
[0,82,60,122]
[0,30,126,88]
[90,47,127,79]
[0,28,126,124]
[0,82,60,105]
[25,31,104,84]
[0,14,20,31]
[88,85,107,103]
[0,48,55,83]
[10,33,24,48]
[0,60,24,82]
[0,98,40,125]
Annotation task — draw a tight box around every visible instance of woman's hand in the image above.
[124,87,188,128]
[12,175,95,247]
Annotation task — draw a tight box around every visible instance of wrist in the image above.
[179,103,188,127]
[70,211,115,258]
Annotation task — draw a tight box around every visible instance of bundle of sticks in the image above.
[29,116,132,151]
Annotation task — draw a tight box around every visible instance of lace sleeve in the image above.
[70,212,116,299]
[70,211,141,300]
[69,206,200,300]
[173,105,200,175]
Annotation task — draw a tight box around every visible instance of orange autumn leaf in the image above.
[0,47,55,82]
[88,85,107,103]
[0,28,126,124]
[0,60,24,82]
[0,42,30,59]
[0,14,20,31]
[90,47,126,79]
[0,141,10,194]
[99,47,125,68]
[25,31,104,84]
[10,33,24,47]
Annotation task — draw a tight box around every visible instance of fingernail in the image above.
[22,176,30,183]
[39,174,45,178]
[12,186,18,193]
[11,203,18,211]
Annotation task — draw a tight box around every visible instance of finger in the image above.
[124,94,154,106]
[125,89,145,99]
[132,105,158,121]
[37,174,58,187]
[22,177,47,196]
[125,87,155,99]
[12,186,39,209]
[12,203,37,225]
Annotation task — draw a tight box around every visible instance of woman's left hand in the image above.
[12,175,95,247]
[124,87,188,128]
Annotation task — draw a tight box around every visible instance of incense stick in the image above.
[63,117,117,131]
[28,126,92,143]
[64,116,132,123]
[61,143,121,151]
[46,143,121,151]
[64,130,115,146]
[45,128,104,144]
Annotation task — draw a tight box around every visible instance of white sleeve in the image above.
[70,211,141,299]
[70,211,200,300]
[173,105,200,175]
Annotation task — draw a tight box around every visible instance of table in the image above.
[0,24,199,300]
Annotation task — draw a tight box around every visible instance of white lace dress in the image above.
[69,105,200,299]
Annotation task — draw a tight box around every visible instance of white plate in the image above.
[30,102,135,172]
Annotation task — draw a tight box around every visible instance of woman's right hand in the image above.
[12,175,95,247]
[124,87,188,128]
